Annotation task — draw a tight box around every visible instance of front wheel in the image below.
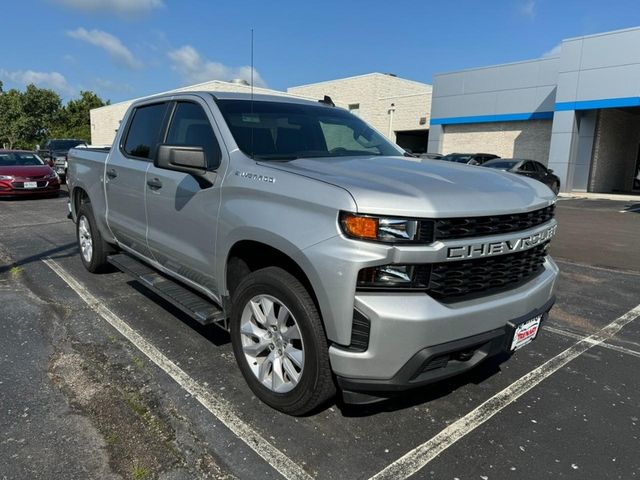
[230,267,335,415]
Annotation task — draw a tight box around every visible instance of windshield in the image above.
[484,161,518,169]
[0,152,45,166]
[48,140,85,151]
[216,99,402,160]
[441,154,473,163]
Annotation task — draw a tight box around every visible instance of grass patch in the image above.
[131,464,151,480]
[132,357,145,370]
[9,266,22,277]
[125,392,148,417]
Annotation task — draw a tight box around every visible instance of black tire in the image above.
[76,202,112,273]
[230,267,336,415]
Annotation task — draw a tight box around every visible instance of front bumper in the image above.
[329,257,558,390]
[0,183,60,196]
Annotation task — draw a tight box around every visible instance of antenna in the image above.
[250,28,254,160]
[250,28,254,101]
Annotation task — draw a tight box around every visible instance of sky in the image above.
[1,0,640,103]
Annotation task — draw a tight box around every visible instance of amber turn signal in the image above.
[341,213,379,240]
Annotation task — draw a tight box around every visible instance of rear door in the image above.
[106,101,170,258]
[144,98,226,296]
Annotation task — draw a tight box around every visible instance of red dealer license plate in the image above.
[510,315,542,351]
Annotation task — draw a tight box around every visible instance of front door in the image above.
[106,101,170,258]
[145,99,225,297]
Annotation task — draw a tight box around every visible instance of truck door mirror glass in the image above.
[155,144,207,176]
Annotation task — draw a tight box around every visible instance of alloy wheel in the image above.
[239,294,305,393]
[78,215,93,263]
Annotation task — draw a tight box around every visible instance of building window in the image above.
[348,103,360,116]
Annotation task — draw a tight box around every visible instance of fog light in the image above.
[357,264,430,290]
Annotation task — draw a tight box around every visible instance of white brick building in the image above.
[288,73,432,153]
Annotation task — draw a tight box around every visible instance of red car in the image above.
[0,150,61,197]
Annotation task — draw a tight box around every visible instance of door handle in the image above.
[106,168,118,179]
[147,178,163,190]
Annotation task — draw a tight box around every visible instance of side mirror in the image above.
[548,168,554,173]
[155,144,207,176]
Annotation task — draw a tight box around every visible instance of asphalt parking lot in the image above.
[1,191,639,480]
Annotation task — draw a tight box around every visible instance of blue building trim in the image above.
[430,111,554,125]
[555,96,640,111]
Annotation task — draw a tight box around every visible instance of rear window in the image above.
[123,103,169,160]
[442,154,472,163]
[484,161,518,169]
[0,152,45,166]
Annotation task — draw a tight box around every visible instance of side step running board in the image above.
[108,253,227,329]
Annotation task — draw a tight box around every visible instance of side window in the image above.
[319,121,382,154]
[166,102,221,169]
[533,161,547,172]
[123,103,169,160]
[520,161,533,172]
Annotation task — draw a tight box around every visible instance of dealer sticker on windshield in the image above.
[510,315,542,351]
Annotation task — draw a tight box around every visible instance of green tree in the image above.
[0,89,25,149]
[54,91,109,141]
[21,85,62,147]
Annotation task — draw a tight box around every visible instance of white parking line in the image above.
[544,325,640,359]
[43,258,312,480]
[554,258,640,277]
[369,303,640,480]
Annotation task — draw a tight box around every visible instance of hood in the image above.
[263,156,555,217]
[0,165,53,178]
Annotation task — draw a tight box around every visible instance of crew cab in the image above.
[67,91,559,415]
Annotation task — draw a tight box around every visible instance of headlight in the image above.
[339,212,432,243]
[357,264,430,290]
[0,175,14,180]
[47,172,59,180]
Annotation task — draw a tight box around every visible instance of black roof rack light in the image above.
[318,95,335,107]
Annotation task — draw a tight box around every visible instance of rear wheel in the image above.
[76,202,112,273]
[230,267,335,415]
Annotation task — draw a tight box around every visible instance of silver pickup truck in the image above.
[67,91,558,415]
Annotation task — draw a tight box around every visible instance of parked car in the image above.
[483,158,561,195]
[38,139,87,182]
[419,153,443,160]
[0,150,60,197]
[68,92,558,415]
[441,152,499,165]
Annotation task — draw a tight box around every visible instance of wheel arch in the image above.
[223,236,335,340]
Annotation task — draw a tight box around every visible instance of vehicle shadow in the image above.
[127,281,231,347]
[125,276,512,415]
[335,352,511,417]
[0,242,77,274]
[622,202,640,213]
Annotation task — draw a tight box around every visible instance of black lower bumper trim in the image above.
[337,296,555,400]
